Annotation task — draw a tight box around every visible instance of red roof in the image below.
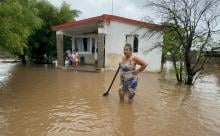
[52,14,160,31]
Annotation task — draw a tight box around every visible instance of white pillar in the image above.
[72,37,75,52]
[56,31,64,67]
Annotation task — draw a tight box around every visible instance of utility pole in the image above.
[112,0,113,15]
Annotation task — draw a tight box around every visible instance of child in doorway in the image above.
[72,49,79,72]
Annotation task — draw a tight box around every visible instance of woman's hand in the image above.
[119,62,122,68]
[133,69,139,75]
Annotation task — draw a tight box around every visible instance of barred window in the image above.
[125,34,139,53]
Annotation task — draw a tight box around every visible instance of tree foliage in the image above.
[163,27,185,82]
[0,0,42,56]
[147,0,220,84]
[27,1,80,63]
[0,0,80,63]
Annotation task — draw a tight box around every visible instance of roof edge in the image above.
[52,14,161,31]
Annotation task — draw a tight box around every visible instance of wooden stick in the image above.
[103,66,120,96]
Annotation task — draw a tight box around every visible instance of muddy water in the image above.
[0,63,220,136]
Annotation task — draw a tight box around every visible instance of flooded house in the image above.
[52,14,163,72]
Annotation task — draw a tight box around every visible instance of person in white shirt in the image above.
[72,49,79,72]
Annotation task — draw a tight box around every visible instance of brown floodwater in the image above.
[0,63,220,136]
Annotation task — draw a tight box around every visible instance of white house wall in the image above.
[105,21,163,72]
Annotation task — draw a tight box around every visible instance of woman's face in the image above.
[124,46,132,57]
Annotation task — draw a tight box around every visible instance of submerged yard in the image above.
[0,63,220,136]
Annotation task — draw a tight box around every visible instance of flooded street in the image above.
[0,63,220,136]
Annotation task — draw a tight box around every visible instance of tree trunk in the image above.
[172,56,181,82]
[186,74,193,85]
[20,55,26,64]
[184,46,193,85]
[161,52,165,71]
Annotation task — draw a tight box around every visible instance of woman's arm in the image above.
[133,56,147,74]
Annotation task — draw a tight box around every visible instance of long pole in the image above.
[112,0,113,15]
[103,65,120,96]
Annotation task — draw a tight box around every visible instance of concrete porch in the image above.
[64,65,100,72]
[53,16,107,71]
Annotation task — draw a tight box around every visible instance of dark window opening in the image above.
[92,45,95,53]
[126,35,128,43]
[83,38,88,51]
[92,38,95,53]
[133,35,138,53]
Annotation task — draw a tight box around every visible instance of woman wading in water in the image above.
[119,44,147,103]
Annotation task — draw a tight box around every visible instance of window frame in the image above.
[75,38,93,54]
[125,34,139,53]
[133,35,139,53]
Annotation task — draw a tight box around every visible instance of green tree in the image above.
[147,0,220,85]
[27,1,80,63]
[163,28,185,82]
[0,0,42,62]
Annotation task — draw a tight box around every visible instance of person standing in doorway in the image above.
[72,49,79,72]
[119,43,147,103]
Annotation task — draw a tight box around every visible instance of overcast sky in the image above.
[48,0,157,21]
[49,0,219,41]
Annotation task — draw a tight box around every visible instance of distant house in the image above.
[52,14,163,72]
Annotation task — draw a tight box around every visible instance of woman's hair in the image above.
[124,43,132,51]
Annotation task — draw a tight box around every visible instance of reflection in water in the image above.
[0,63,220,136]
[114,103,135,136]
[0,63,17,89]
[194,74,220,93]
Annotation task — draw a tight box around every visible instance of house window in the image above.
[126,34,139,53]
[75,38,91,53]
[83,38,88,51]
[133,35,138,52]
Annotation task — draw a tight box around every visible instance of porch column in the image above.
[72,36,75,51]
[56,31,64,67]
[97,33,105,69]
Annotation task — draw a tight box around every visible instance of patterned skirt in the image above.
[120,71,138,99]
